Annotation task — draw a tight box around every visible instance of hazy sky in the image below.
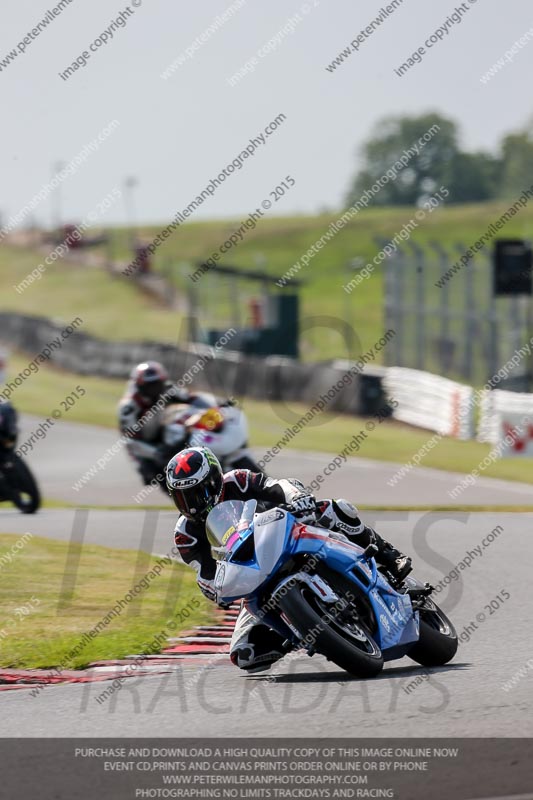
[2,0,533,228]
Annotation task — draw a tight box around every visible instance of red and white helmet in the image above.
[130,361,168,404]
[166,446,224,520]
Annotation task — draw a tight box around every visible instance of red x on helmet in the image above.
[166,446,223,520]
[131,361,168,404]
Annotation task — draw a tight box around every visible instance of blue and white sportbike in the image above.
[207,500,458,677]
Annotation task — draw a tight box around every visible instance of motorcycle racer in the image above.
[166,446,412,672]
[118,361,234,487]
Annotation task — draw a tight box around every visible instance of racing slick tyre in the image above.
[278,581,384,678]
[408,600,458,667]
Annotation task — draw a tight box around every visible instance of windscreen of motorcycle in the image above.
[206,499,257,560]
[212,506,292,602]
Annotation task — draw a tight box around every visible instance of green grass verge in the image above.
[6,352,533,486]
[2,200,532,362]
[22,501,533,512]
[0,533,211,670]
[0,244,186,345]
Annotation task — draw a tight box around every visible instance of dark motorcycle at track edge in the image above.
[0,401,40,514]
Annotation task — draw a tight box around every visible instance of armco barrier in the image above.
[0,311,387,415]
[383,366,475,439]
[478,388,533,444]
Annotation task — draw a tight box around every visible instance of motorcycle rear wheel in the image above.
[278,582,384,678]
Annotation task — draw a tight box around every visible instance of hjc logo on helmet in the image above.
[173,477,199,488]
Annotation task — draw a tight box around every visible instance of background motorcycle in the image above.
[128,392,262,492]
[207,499,458,678]
[164,392,261,472]
[0,401,41,514]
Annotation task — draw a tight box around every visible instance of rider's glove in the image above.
[288,494,316,524]
[197,577,217,603]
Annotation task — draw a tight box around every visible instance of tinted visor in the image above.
[172,470,223,519]
[138,380,164,403]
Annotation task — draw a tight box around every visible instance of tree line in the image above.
[345,112,533,207]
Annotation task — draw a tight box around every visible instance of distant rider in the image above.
[118,361,196,486]
[119,362,236,487]
[165,446,412,673]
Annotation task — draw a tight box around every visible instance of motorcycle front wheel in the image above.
[278,581,384,678]
[3,455,41,514]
